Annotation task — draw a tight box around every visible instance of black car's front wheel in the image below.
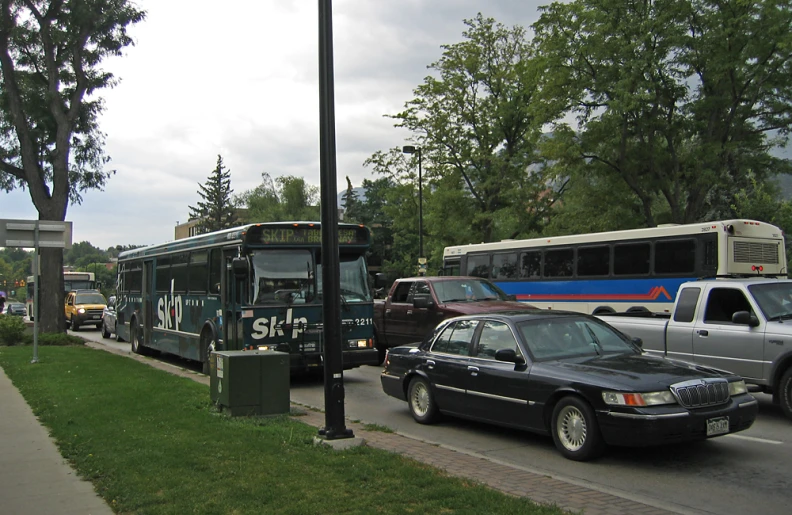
[407,376,440,424]
[550,396,605,461]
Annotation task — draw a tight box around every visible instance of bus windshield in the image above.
[252,249,314,305]
[316,253,371,303]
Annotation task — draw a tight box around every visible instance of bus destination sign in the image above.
[251,226,368,245]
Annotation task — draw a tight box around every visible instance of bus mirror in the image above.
[374,273,388,288]
[232,257,248,279]
[96,282,102,290]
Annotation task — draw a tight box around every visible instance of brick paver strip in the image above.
[294,409,675,515]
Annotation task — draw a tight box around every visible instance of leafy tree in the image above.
[237,172,319,222]
[188,155,238,233]
[64,241,106,267]
[533,0,792,227]
[0,0,145,332]
[341,176,361,221]
[389,14,565,244]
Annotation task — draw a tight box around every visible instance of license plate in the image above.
[706,416,729,436]
[92,315,100,319]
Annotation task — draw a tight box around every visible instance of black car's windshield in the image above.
[518,317,637,361]
[433,278,508,303]
[748,283,792,320]
[75,293,106,304]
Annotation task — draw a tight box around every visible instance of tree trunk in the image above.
[37,247,65,334]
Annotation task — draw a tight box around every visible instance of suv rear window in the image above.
[75,293,106,304]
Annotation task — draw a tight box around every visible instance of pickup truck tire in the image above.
[550,396,605,461]
[780,368,792,421]
[408,376,440,424]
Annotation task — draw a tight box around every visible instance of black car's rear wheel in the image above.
[550,396,605,461]
[408,376,439,424]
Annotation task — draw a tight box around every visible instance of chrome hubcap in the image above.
[558,405,587,451]
[411,383,429,417]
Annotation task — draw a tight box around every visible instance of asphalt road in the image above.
[77,327,792,515]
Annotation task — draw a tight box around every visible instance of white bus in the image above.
[26,270,97,320]
[442,220,787,314]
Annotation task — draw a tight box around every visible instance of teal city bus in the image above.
[115,221,378,373]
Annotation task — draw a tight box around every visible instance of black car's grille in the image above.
[670,378,730,408]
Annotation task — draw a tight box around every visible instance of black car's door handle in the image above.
[468,366,479,377]
[697,329,709,336]
[426,359,436,369]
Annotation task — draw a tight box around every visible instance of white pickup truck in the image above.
[598,277,792,420]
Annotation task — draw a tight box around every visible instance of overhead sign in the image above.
[0,219,73,249]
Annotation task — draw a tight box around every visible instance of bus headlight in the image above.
[347,339,371,349]
[602,390,677,406]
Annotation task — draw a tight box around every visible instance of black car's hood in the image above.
[544,353,734,390]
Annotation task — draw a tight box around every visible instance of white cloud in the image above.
[1,0,550,249]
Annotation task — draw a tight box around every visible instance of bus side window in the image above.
[520,251,541,278]
[466,254,491,278]
[209,249,222,294]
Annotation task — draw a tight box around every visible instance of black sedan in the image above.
[380,310,758,461]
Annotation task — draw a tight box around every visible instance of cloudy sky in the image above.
[2,0,551,249]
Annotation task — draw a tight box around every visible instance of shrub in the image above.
[37,332,85,347]
[0,315,28,346]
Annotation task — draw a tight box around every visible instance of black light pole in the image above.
[402,145,424,275]
[317,0,352,440]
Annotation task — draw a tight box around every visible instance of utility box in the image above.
[209,350,290,416]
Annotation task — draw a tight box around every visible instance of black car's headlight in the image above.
[729,380,748,396]
[602,390,677,407]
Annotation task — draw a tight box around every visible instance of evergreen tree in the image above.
[188,155,238,233]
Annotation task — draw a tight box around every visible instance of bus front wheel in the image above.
[201,329,218,375]
[130,320,146,355]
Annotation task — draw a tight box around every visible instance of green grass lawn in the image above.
[0,345,566,515]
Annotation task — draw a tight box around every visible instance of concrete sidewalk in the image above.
[1,342,682,515]
[0,366,113,515]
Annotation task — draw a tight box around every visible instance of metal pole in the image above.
[418,148,423,266]
[32,221,39,364]
[317,0,352,440]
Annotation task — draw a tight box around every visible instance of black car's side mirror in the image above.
[732,311,760,327]
[413,295,435,309]
[495,348,526,365]
[506,294,517,301]
[631,336,643,349]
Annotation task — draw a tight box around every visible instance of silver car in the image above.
[101,296,123,341]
